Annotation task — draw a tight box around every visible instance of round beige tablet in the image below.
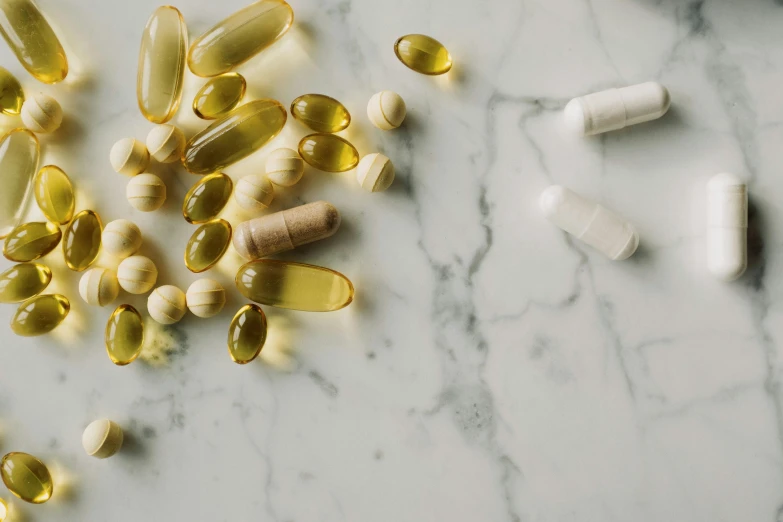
[79,267,120,306]
[266,148,304,187]
[127,173,166,212]
[110,138,150,176]
[102,219,142,259]
[146,124,185,163]
[117,255,158,294]
[186,278,226,318]
[82,419,123,459]
[148,285,187,324]
[235,173,275,212]
[356,153,395,192]
[21,92,63,133]
[367,90,406,130]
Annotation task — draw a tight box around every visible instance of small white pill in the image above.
[367,90,406,130]
[540,185,639,260]
[235,173,275,212]
[127,173,166,212]
[79,267,120,306]
[117,255,158,294]
[82,419,123,459]
[266,148,304,187]
[110,138,150,176]
[356,153,395,192]
[186,278,226,318]
[564,82,670,136]
[102,219,142,259]
[707,173,747,281]
[146,124,185,164]
[21,92,63,133]
[148,285,187,324]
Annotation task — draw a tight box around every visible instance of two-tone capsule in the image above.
[11,293,69,336]
[0,129,40,238]
[193,73,246,119]
[34,165,75,225]
[185,219,232,273]
[394,34,453,76]
[0,452,53,503]
[298,134,359,172]
[0,66,24,114]
[105,304,144,365]
[707,173,747,281]
[0,0,67,83]
[3,221,61,262]
[183,173,233,224]
[0,263,51,303]
[291,94,350,133]
[62,210,102,271]
[227,304,267,364]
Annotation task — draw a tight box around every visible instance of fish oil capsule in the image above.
[183,173,233,224]
[564,82,671,136]
[0,129,39,238]
[266,147,304,187]
[291,94,351,133]
[298,134,359,172]
[137,6,187,124]
[63,210,102,271]
[105,304,144,365]
[127,173,166,212]
[234,174,274,213]
[0,66,23,114]
[394,34,453,76]
[0,0,67,83]
[0,452,53,503]
[233,201,340,260]
[707,173,747,281]
[227,304,267,364]
[188,0,294,77]
[186,278,225,318]
[356,153,394,192]
[185,219,231,273]
[110,138,150,177]
[183,99,287,175]
[146,124,186,164]
[236,260,354,312]
[34,165,74,225]
[102,219,142,259]
[3,221,61,262]
[539,185,639,260]
[367,90,406,130]
[21,92,62,134]
[147,285,186,324]
[0,263,51,303]
[193,73,246,120]
[11,293,69,336]
[117,256,157,294]
[82,419,123,459]
[78,267,119,306]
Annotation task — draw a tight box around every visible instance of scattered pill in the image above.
[11,294,69,336]
[265,147,304,187]
[0,263,51,303]
[105,304,144,365]
[0,0,68,83]
[102,219,142,259]
[394,34,452,76]
[227,304,267,364]
[291,94,351,133]
[110,138,150,177]
[185,219,232,273]
[117,255,158,294]
[82,419,124,459]
[148,285,186,324]
[234,174,274,213]
[192,72,246,119]
[183,172,233,224]
[3,221,61,262]
[707,173,747,281]
[79,267,119,306]
[367,90,406,130]
[21,92,62,133]
[127,173,166,212]
[0,66,24,114]
[0,452,53,503]
[146,124,186,164]
[63,210,102,271]
[356,153,394,192]
[298,133,359,172]
[186,278,226,318]
[0,129,40,238]
[34,165,75,225]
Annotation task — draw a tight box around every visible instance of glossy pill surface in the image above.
[0,452,53,503]
[63,210,102,271]
[708,173,747,281]
[79,267,119,306]
[540,185,638,261]
[0,129,39,238]
[185,219,231,273]
[183,173,233,224]
[21,92,62,133]
[183,99,287,175]
[127,173,166,212]
[367,90,406,130]
[291,94,350,133]
[137,6,188,124]
[186,278,225,318]
[228,304,267,364]
[34,165,74,225]
[102,219,142,259]
[193,73,246,119]
[105,304,144,365]
[0,263,51,303]
[117,256,157,294]
[3,221,60,262]
[0,66,23,114]
[188,0,294,77]
[82,419,123,459]
[234,174,274,213]
[298,133,359,172]
[147,285,186,324]
[0,497,6,520]
[0,0,67,83]
[394,34,452,76]
[356,153,394,192]
[11,293,69,336]
[110,138,149,177]
[234,201,340,260]
[266,147,303,186]
[146,124,185,163]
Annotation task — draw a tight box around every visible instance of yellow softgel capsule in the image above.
[0,0,67,83]
[188,0,294,77]
[137,6,188,124]
[298,133,359,172]
[227,304,267,364]
[183,173,233,224]
[11,293,69,336]
[183,99,287,175]
[0,452,53,503]
[394,34,452,76]
[185,219,231,273]
[235,259,354,312]
[62,209,102,271]
[3,221,61,262]
[0,66,23,114]
[0,129,39,238]
[34,165,74,225]
[0,262,51,303]
[105,304,143,366]
[193,73,246,120]
[290,94,351,133]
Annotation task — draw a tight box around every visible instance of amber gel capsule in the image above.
[188,0,294,77]
[0,262,51,303]
[193,73,246,120]
[228,304,267,364]
[11,293,69,336]
[291,94,351,133]
[394,34,452,76]
[183,173,233,224]
[62,210,102,271]
[137,6,188,123]
[183,99,287,175]
[298,134,359,172]
[0,0,67,83]
[185,219,232,273]
[105,304,144,366]
[34,165,75,225]
[0,66,23,114]
[3,222,61,262]
[0,129,39,239]
[1,452,53,503]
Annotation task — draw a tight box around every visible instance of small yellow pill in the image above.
[265,147,304,187]
[227,304,267,364]
[184,219,231,273]
[291,94,351,133]
[62,210,102,271]
[78,267,119,307]
[0,452,53,503]
[0,263,51,303]
[110,138,150,177]
[117,255,157,294]
[147,285,186,324]
[394,34,453,76]
[186,278,225,318]
[183,173,233,224]
[34,165,75,225]
[234,174,274,213]
[3,221,61,262]
[0,66,24,115]
[146,124,186,164]
[298,133,359,173]
[0,496,6,520]
[102,219,142,259]
[82,419,123,459]
[127,173,166,212]
[193,72,247,120]
[105,304,144,365]
[367,90,406,130]
[21,93,62,134]
[0,129,40,239]
[11,294,69,336]
[356,153,395,192]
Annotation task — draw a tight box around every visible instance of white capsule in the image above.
[186,278,226,318]
[148,285,186,324]
[79,267,120,306]
[110,138,150,176]
[82,419,124,459]
[564,82,670,136]
[707,173,747,281]
[265,148,304,187]
[146,124,185,164]
[21,93,63,134]
[356,153,395,192]
[117,255,158,294]
[127,173,166,212]
[102,219,142,259]
[367,91,406,130]
[235,173,274,212]
[540,185,639,260]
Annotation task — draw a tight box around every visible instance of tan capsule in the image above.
[367,90,406,130]
[63,210,102,271]
[298,133,359,172]
[0,129,40,238]
[234,174,274,213]
[102,219,142,259]
[185,219,232,273]
[105,304,144,365]
[0,66,24,114]
[147,285,186,324]
[233,201,340,260]
[127,173,166,212]
[183,173,233,224]
[82,419,123,459]
[291,94,351,133]
[78,267,119,306]
[0,262,51,303]
[186,278,225,318]
[11,294,69,336]
[34,165,75,225]
[117,255,157,294]
[146,124,186,164]
[227,304,267,364]
[356,153,395,192]
[110,138,150,177]
[3,221,61,262]
[21,93,62,134]
[193,73,246,120]
[265,147,304,187]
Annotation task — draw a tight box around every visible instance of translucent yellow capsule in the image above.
[0,66,23,114]
[394,34,452,76]
[3,222,61,262]
[137,6,188,124]
[188,0,294,77]
[34,165,74,225]
[193,73,246,120]
[11,293,69,336]
[183,99,287,175]
[0,452,53,503]
[227,304,267,364]
[0,129,39,239]
[0,0,67,83]
[235,259,354,312]
[184,219,231,273]
[105,304,144,366]
[290,94,351,133]
[0,262,51,303]
[62,210,102,271]
[0,496,6,520]
[298,133,359,172]
[182,173,233,224]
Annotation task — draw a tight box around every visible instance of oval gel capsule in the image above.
[11,293,69,336]
[0,129,40,238]
[290,94,351,133]
[0,0,67,84]
[0,66,24,114]
[185,219,232,273]
[105,304,144,365]
[63,210,102,271]
[707,173,747,281]
[394,34,453,76]
[193,73,246,120]
[1,452,53,503]
[539,185,639,260]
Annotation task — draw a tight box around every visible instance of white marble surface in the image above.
[0,0,782,520]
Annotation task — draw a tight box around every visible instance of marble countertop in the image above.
[1,0,782,520]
